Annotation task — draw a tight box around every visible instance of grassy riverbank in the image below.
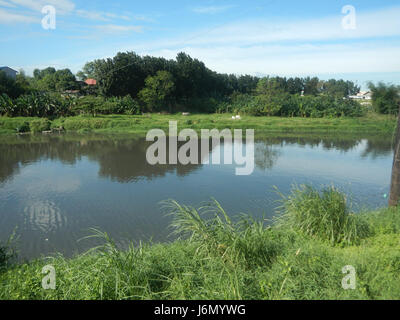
[1,186,400,300]
[0,113,397,136]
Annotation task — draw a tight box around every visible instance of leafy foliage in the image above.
[369,82,400,115]
[138,71,175,112]
[78,51,361,115]
[32,67,79,92]
[0,93,142,118]
[221,92,364,118]
[0,52,366,117]
[0,71,28,98]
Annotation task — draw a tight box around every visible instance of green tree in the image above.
[15,70,31,94]
[54,69,78,91]
[0,71,25,98]
[303,77,321,95]
[368,82,400,114]
[31,67,78,92]
[138,71,175,112]
[322,79,360,97]
[76,61,98,81]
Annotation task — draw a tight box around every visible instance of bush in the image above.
[165,200,291,269]
[276,185,370,245]
[29,119,51,133]
[0,92,73,118]
[225,92,364,118]
[108,95,142,115]
[72,95,141,116]
[16,121,30,133]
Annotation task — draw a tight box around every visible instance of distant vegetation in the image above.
[368,82,400,115]
[0,113,396,136]
[1,185,399,300]
[2,51,398,119]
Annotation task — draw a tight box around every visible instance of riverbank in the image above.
[0,113,397,136]
[1,186,400,300]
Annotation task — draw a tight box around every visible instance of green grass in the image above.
[275,185,370,245]
[1,186,400,300]
[0,112,397,136]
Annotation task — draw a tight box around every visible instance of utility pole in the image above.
[389,105,400,206]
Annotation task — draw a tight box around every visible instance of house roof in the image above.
[0,66,18,73]
[357,91,371,96]
[84,78,97,85]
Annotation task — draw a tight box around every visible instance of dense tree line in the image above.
[4,50,399,118]
[76,52,360,109]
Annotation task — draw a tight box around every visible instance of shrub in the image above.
[276,185,370,245]
[29,119,51,133]
[165,200,289,268]
[113,95,141,115]
[0,94,15,116]
[15,121,30,133]
[0,92,73,118]
[71,95,141,116]
[225,92,364,118]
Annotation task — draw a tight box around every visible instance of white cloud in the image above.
[0,0,75,25]
[76,9,109,21]
[76,9,132,22]
[95,24,143,34]
[180,6,400,46]
[192,5,234,14]
[103,5,400,76]
[143,42,400,76]
[0,0,16,8]
[131,14,156,22]
[108,6,399,57]
[9,0,75,14]
[0,7,38,23]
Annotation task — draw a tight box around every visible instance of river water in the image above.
[0,133,393,259]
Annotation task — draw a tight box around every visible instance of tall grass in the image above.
[276,185,370,245]
[165,199,292,268]
[1,186,400,300]
[0,113,396,135]
[0,230,18,272]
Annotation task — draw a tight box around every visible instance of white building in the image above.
[349,91,372,100]
[0,66,18,80]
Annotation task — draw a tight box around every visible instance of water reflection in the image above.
[0,133,393,260]
[0,136,205,184]
[0,133,393,183]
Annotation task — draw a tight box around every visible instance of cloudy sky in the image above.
[0,0,399,88]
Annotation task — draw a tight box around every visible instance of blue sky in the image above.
[1,0,400,89]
